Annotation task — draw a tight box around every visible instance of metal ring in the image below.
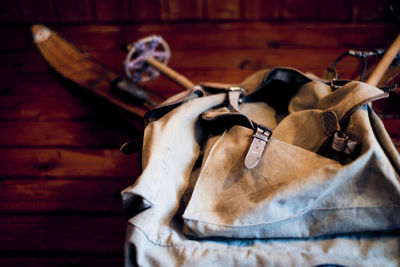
[124,35,171,83]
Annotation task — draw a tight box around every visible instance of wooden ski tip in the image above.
[31,24,52,43]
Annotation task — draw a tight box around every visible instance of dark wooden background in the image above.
[0,0,396,24]
[0,0,399,266]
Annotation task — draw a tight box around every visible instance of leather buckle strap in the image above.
[332,131,359,155]
[245,126,273,169]
[228,86,244,112]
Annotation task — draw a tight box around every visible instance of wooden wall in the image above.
[0,0,395,25]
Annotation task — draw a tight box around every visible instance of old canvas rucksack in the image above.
[122,67,400,266]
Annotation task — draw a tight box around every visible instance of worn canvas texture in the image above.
[122,68,400,266]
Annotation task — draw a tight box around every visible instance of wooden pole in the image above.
[367,33,400,86]
[146,57,194,90]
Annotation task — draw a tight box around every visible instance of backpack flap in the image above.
[182,70,399,239]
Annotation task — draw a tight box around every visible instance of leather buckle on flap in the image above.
[244,126,272,169]
[332,131,359,155]
[228,86,244,112]
[228,86,243,92]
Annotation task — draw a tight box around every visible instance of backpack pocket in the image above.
[182,125,400,238]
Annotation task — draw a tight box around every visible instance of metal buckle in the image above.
[228,86,243,92]
[253,126,273,142]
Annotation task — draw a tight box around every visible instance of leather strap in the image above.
[319,81,389,124]
[228,86,242,112]
[202,88,273,169]
[244,126,273,168]
[331,132,359,155]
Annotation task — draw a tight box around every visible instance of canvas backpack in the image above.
[122,67,400,266]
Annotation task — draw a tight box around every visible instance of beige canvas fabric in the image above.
[122,68,400,266]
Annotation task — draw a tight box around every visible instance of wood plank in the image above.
[354,0,392,22]
[0,53,363,100]
[0,94,147,136]
[0,148,140,179]
[281,0,319,20]
[0,0,20,23]
[0,257,122,267]
[373,97,400,118]
[18,0,55,23]
[318,0,351,21]
[0,215,126,254]
[0,95,97,120]
[0,121,140,147]
[0,72,76,95]
[382,119,400,141]
[0,27,30,50]
[0,179,134,214]
[53,0,94,23]
[0,72,142,106]
[205,0,240,20]
[130,0,162,22]
[0,69,252,95]
[243,0,279,20]
[161,0,203,21]
[1,23,397,52]
[0,51,48,72]
[0,70,146,124]
[0,75,145,121]
[38,23,400,51]
[93,0,130,22]
[0,48,364,73]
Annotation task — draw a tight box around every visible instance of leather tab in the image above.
[322,111,340,136]
[245,126,272,169]
[317,81,389,123]
[332,132,359,155]
[228,86,243,112]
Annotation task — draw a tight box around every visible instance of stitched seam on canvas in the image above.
[183,205,400,228]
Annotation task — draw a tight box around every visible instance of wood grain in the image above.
[0,257,122,267]
[281,0,318,20]
[382,119,400,144]
[0,149,140,179]
[1,23,397,53]
[0,215,126,254]
[243,0,279,20]
[0,48,363,74]
[205,0,240,20]
[0,0,20,23]
[0,27,28,50]
[93,0,130,22]
[0,121,139,147]
[0,72,72,94]
[53,0,94,23]
[58,23,398,50]
[0,179,133,214]
[162,0,203,21]
[130,0,162,22]
[354,0,392,22]
[318,0,352,21]
[2,0,397,25]
[0,95,97,120]
[18,0,55,23]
